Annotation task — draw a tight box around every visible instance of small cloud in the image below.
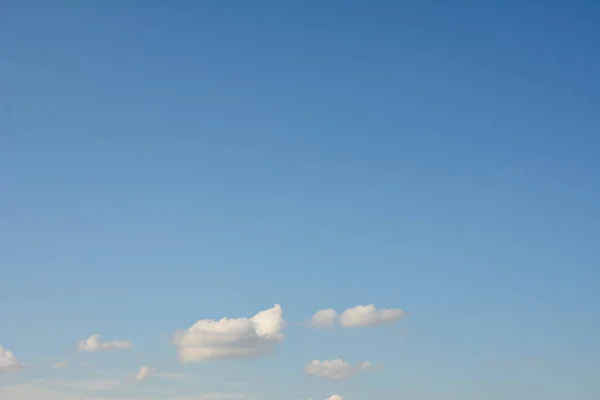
[0,345,22,370]
[327,395,344,400]
[305,359,383,380]
[52,361,68,369]
[338,304,405,327]
[173,304,285,362]
[135,366,153,381]
[310,309,337,330]
[79,362,90,368]
[77,334,133,352]
[308,304,405,329]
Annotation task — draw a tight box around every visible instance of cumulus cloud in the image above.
[173,304,285,362]
[327,395,344,400]
[52,361,68,369]
[77,334,133,352]
[0,345,21,370]
[135,366,153,381]
[305,359,382,380]
[310,309,337,329]
[338,304,404,327]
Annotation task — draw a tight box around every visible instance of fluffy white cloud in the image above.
[305,359,382,380]
[310,309,337,329]
[173,304,285,362]
[52,360,68,369]
[338,304,404,327]
[135,366,153,381]
[0,345,21,370]
[77,334,133,352]
[327,395,343,400]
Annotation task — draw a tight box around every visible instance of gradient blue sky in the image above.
[1,1,599,399]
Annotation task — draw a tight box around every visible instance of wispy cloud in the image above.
[305,359,383,380]
[154,371,194,379]
[135,366,153,381]
[309,304,405,329]
[37,377,122,392]
[77,334,133,352]
[10,376,252,400]
[0,383,251,400]
[51,361,68,369]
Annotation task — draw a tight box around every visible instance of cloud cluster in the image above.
[0,345,21,370]
[77,335,133,352]
[305,359,382,380]
[3,302,400,399]
[310,304,405,329]
[173,304,285,362]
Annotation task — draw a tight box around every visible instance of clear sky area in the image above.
[1,1,599,400]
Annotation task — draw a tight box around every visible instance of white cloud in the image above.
[338,304,404,327]
[308,304,405,329]
[304,359,382,380]
[173,304,285,362]
[135,366,153,381]
[327,395,344,400]
[77,334,133,352]
[0,345,21,370]
[310,309,337,329]
[52,360,68,369]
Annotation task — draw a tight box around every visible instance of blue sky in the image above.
[1,1,599,399]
